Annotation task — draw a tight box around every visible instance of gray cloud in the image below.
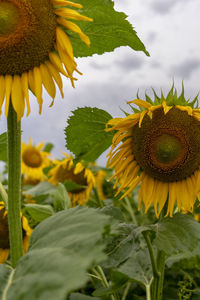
[114,56,145,71]
[169,58,200,79]
[150,0,188,14]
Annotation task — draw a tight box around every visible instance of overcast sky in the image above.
[1,0,200,163]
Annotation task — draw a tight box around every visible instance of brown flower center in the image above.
[56,166,88,193]
[0,207,25,249]
[22,147,42,168]
[0,0,57,76]
[131,106,200,182]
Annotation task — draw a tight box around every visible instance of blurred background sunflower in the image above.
[0,0,92,119]
[106,87,200,217]
[0,201,32,263]
[48,154,95,205]
[21,138,51,183]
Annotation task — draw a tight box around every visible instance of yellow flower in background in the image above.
[96,169,115,200]
[0,0,92,120]
[48,154,96,205]
[22,138,51,182]
[0,202,32,263]
[106,88,200,217]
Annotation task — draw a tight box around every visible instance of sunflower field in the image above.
[0,0,200,300]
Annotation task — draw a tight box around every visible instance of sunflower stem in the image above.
[7,103,23,268]
[156,250,165,300]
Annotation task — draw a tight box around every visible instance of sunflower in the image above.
[96,169,115,200]
[48,154,96,205]
[22,138,51,182]
[0,201,32,263]
[0,0,92,120]
[106,87,200,217]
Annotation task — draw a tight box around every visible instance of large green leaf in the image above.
[153,214,200,256]
[2,207,111,300]
[66,0,149,57]
[52,183,71,211]
[65,107,114,162]
[70,293,100,300]
[0,132,7,162]
[0,265,12,298]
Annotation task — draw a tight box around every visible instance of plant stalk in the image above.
[7,103,23,267]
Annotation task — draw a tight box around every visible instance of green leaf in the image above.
[42,143,54,153]
[5,249,92,300]
[117,248,153,287]
[24,181,56,197]
[65,107,114,162]
[53,183,71,211]
[0,132,7,162]
[29,207,110,262]
[70,293,100,300]
[23,204,54,222]
[153,214,200,256]
[105,223,143,269]
[3,207,110,300]
[0,265,12,298]
[64,180,86,192]
[67,0,149,57]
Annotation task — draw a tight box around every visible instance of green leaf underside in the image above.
[23,204,54,222]
[0,132,8,162]
[1,207,110,300]
[24,181,56,197]
[64,0,149,57]
[117,248,152,287]
[53,183,71,211]
[65,107,114,162]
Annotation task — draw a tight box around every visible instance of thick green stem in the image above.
[7,103,23,268]
[156,250,165,300]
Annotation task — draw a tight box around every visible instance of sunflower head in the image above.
[22,138,51,182]
[0,0,92,119]
[106,86,200,217]
[0,201,32,263]
[48,154,96,205]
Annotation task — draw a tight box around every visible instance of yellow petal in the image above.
[5,75,12,117]
[0,76,5,114]
[57,18,90,46]
[52,0,83,8]
[127,99,152,109]
[11,75,25,120]
[33,67,43,114]
[40,64,56,99]
[21,72,31,116]
[45,61,64,98]
[56,27,74,60]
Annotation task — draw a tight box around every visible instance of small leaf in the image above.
[0,132,7,162]
[23,204,54,222]
[65,107,114,162]
[117,248,153,287]
[64,180,86,192]
[53,183,71,211]
[43,143,54,153]
[68,0,149,57]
